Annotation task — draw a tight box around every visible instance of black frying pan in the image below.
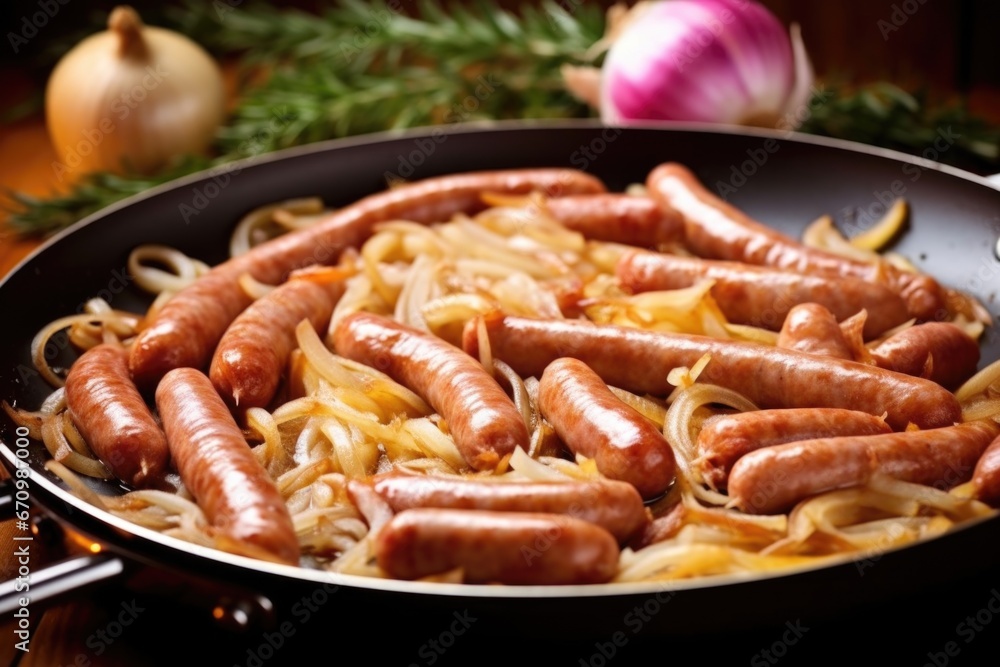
[3,120,1000,665]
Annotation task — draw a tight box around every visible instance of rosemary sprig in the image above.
[5,156,213,237]
[801,82,1000,170]
[7,1,1000,238]
[6,0,604,237]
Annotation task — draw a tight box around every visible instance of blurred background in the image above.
[3,0,999,100]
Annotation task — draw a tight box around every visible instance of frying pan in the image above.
[3,120,1000,665]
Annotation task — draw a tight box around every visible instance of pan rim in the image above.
[3,120,999,603]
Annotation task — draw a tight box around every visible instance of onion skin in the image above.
[45,6,225,177]
[599,0,812,128]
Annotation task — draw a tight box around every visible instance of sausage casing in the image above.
[333,312,529,471]
[870,322,980,389]
[371,472,649,543]
[728,420,1000,515]
[130,168,606,388]
[375,508,620,585]
[64,343,169,488]
[155,367,299,565]
[776,303,855,359]
[973,432,1000,507]
[645,162,946,321]
[617,250,909,338]
[695,408,892,490]
[544,194,683,247]
[210,278,345,410]
[462,314,961,431]
[537,357,676,499]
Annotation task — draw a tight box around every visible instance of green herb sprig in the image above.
[6,1,1000,238]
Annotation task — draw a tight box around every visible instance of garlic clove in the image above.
[45,5,226,178]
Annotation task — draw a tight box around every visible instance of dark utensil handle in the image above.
[0,552,126,615]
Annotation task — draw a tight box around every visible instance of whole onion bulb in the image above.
[566,0,814,130]
[46,5,226,178]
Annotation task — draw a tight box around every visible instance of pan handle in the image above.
[987,173,1000,188]
[0,552,126,615]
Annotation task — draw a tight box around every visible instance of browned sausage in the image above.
[695,408,892,490]
[209,277,346,410]
[973,432,1000,506]
[374,508,620,585]
[536,357,676,500]
[776,303,855,359]
[645,162,946,321]
[543,194,683,247]
[370,472,649,543]
[728,420,1000,515]
[129,168,607,389]
[869,322,980,390]
[332,312,529,471]
[64,343,169,488]
[616,250,909,338]
[155,367,299,565]
[461,314,961,430]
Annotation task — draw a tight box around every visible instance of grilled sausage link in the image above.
[130,168,606,388]
[776,303,855,359]
[370,473,649,543]
[155,367,299,565]
[375,508,620,585]
[617,250,909,338]
[973,432,1000,507]
[64,343,169,488]
[544,194,683,247]
[728,420,1000,515]
[695,408,892,490]
[869,322,980,389]
[537,357,676,500]
[645,162,946,321]
[333,312,529,471]
[210,277,345,410]
[462,314,961,430]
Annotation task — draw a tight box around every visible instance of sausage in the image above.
[869,322,980,390]
[695,408,892,490]
[616,250,909,337]
[155,367,299,565]
[332,312,529,471]
[536,357,676,500]
[209,277,345,410]
[973,432,1000,507]
[543,194,683,247]
[461,314,962,430]
[776,303,855,359]
[728,420,1000,515]
[374,508,620,585]
[129,168,606,389]
[64,343,169,488]
[370,472,650,543]
[645,162,946,321]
